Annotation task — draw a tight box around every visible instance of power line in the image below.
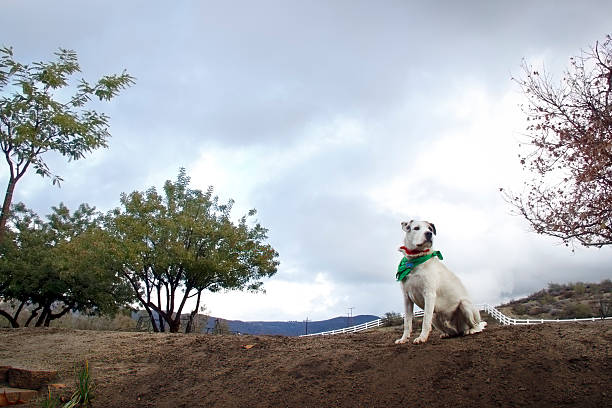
[347,307,355,328]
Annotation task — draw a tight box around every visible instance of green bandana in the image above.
[396,251,443,281]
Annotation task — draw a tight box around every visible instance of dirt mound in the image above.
[0,322,610,407]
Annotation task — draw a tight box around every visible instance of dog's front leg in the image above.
[414,291,435,344]
[395,287,413,344]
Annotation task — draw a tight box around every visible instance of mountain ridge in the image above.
[206,314,380,336]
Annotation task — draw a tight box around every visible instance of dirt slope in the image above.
[0,322,610,408]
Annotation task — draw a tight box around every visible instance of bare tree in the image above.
[505,35,612,247]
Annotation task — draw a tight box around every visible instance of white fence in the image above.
[300,304,611,337]
[481,303,612,325]
[300,310,424,337]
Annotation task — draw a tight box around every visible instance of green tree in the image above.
[0,47,134,241]
[105,169,279,333]
[0,203,133,327]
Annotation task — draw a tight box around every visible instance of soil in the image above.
[0,321,610,408]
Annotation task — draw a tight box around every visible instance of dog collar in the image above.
[399,246,431,256]
[396,251,443,281]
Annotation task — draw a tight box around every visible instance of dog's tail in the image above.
[459,299,486,333]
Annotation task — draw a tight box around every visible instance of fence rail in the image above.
[480,303,612,325]
[300,304,612,337]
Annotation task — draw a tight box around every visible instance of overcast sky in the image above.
[2,1,611,322]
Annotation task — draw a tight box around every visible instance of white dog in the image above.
[395,220,486,345]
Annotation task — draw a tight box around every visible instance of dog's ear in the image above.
[401,220,413,232]
[428,222,437,235]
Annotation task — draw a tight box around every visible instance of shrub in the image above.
[573,282,586,295]
[527,306,546,316]
[598,300,612,318]
[547,282,563,295]
[381,312,403,327]
[600,279,612,293]
[512,304,528,316]
[540,293,556,304]
[550,308,563,317]
[50,311,137,331]
[563,303,594,319]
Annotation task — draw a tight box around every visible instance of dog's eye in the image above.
[414,226,420,230]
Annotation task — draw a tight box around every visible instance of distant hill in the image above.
[499,279,612,319]
[206,315,380,336]
[131,310,380,335]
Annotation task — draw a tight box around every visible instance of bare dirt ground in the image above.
[0,321,610,407]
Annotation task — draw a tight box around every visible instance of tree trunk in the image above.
[185,310,196,333]
[158,313,165,332]
[44,304,73,327]
[25,306,42,327]
[0,177,17,243]
[185,290,202,334]
[12,300,25,323]
[168,317,181,333]
[0,309,19,328]
[0,300,27,328]
[156,284,165,332]
[35,306,50,327]
[168,285,191,333]
[144,305,160,332]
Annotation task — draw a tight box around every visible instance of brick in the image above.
[8,368,57,390]
[0,386,38,406]
[0,366,9,383]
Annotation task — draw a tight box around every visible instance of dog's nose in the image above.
[425,231,432,241]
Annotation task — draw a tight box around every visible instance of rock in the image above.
[8,367,57,390]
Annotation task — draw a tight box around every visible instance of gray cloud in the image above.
[2,1,612,320]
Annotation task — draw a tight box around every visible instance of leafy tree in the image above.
[504,35,612,247]
[0,203,133,327]
[105,169,279,333]
[0,47,134,241]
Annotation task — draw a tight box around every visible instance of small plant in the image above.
[39,361,95,408]
[71,360,94,407]
[38,390,62,408]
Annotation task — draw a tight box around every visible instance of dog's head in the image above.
[401,220,436,251]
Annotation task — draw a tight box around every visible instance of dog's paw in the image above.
[439,333,450,339]
[466,322,487,335]
[395,338,409,345]
[413,336,428,344]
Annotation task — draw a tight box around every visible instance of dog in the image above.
[395,220,486,344]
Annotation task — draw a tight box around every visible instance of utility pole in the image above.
[304,317,309,335]
[347,307,355,328]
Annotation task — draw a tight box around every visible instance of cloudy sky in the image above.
[2,1,611,322]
